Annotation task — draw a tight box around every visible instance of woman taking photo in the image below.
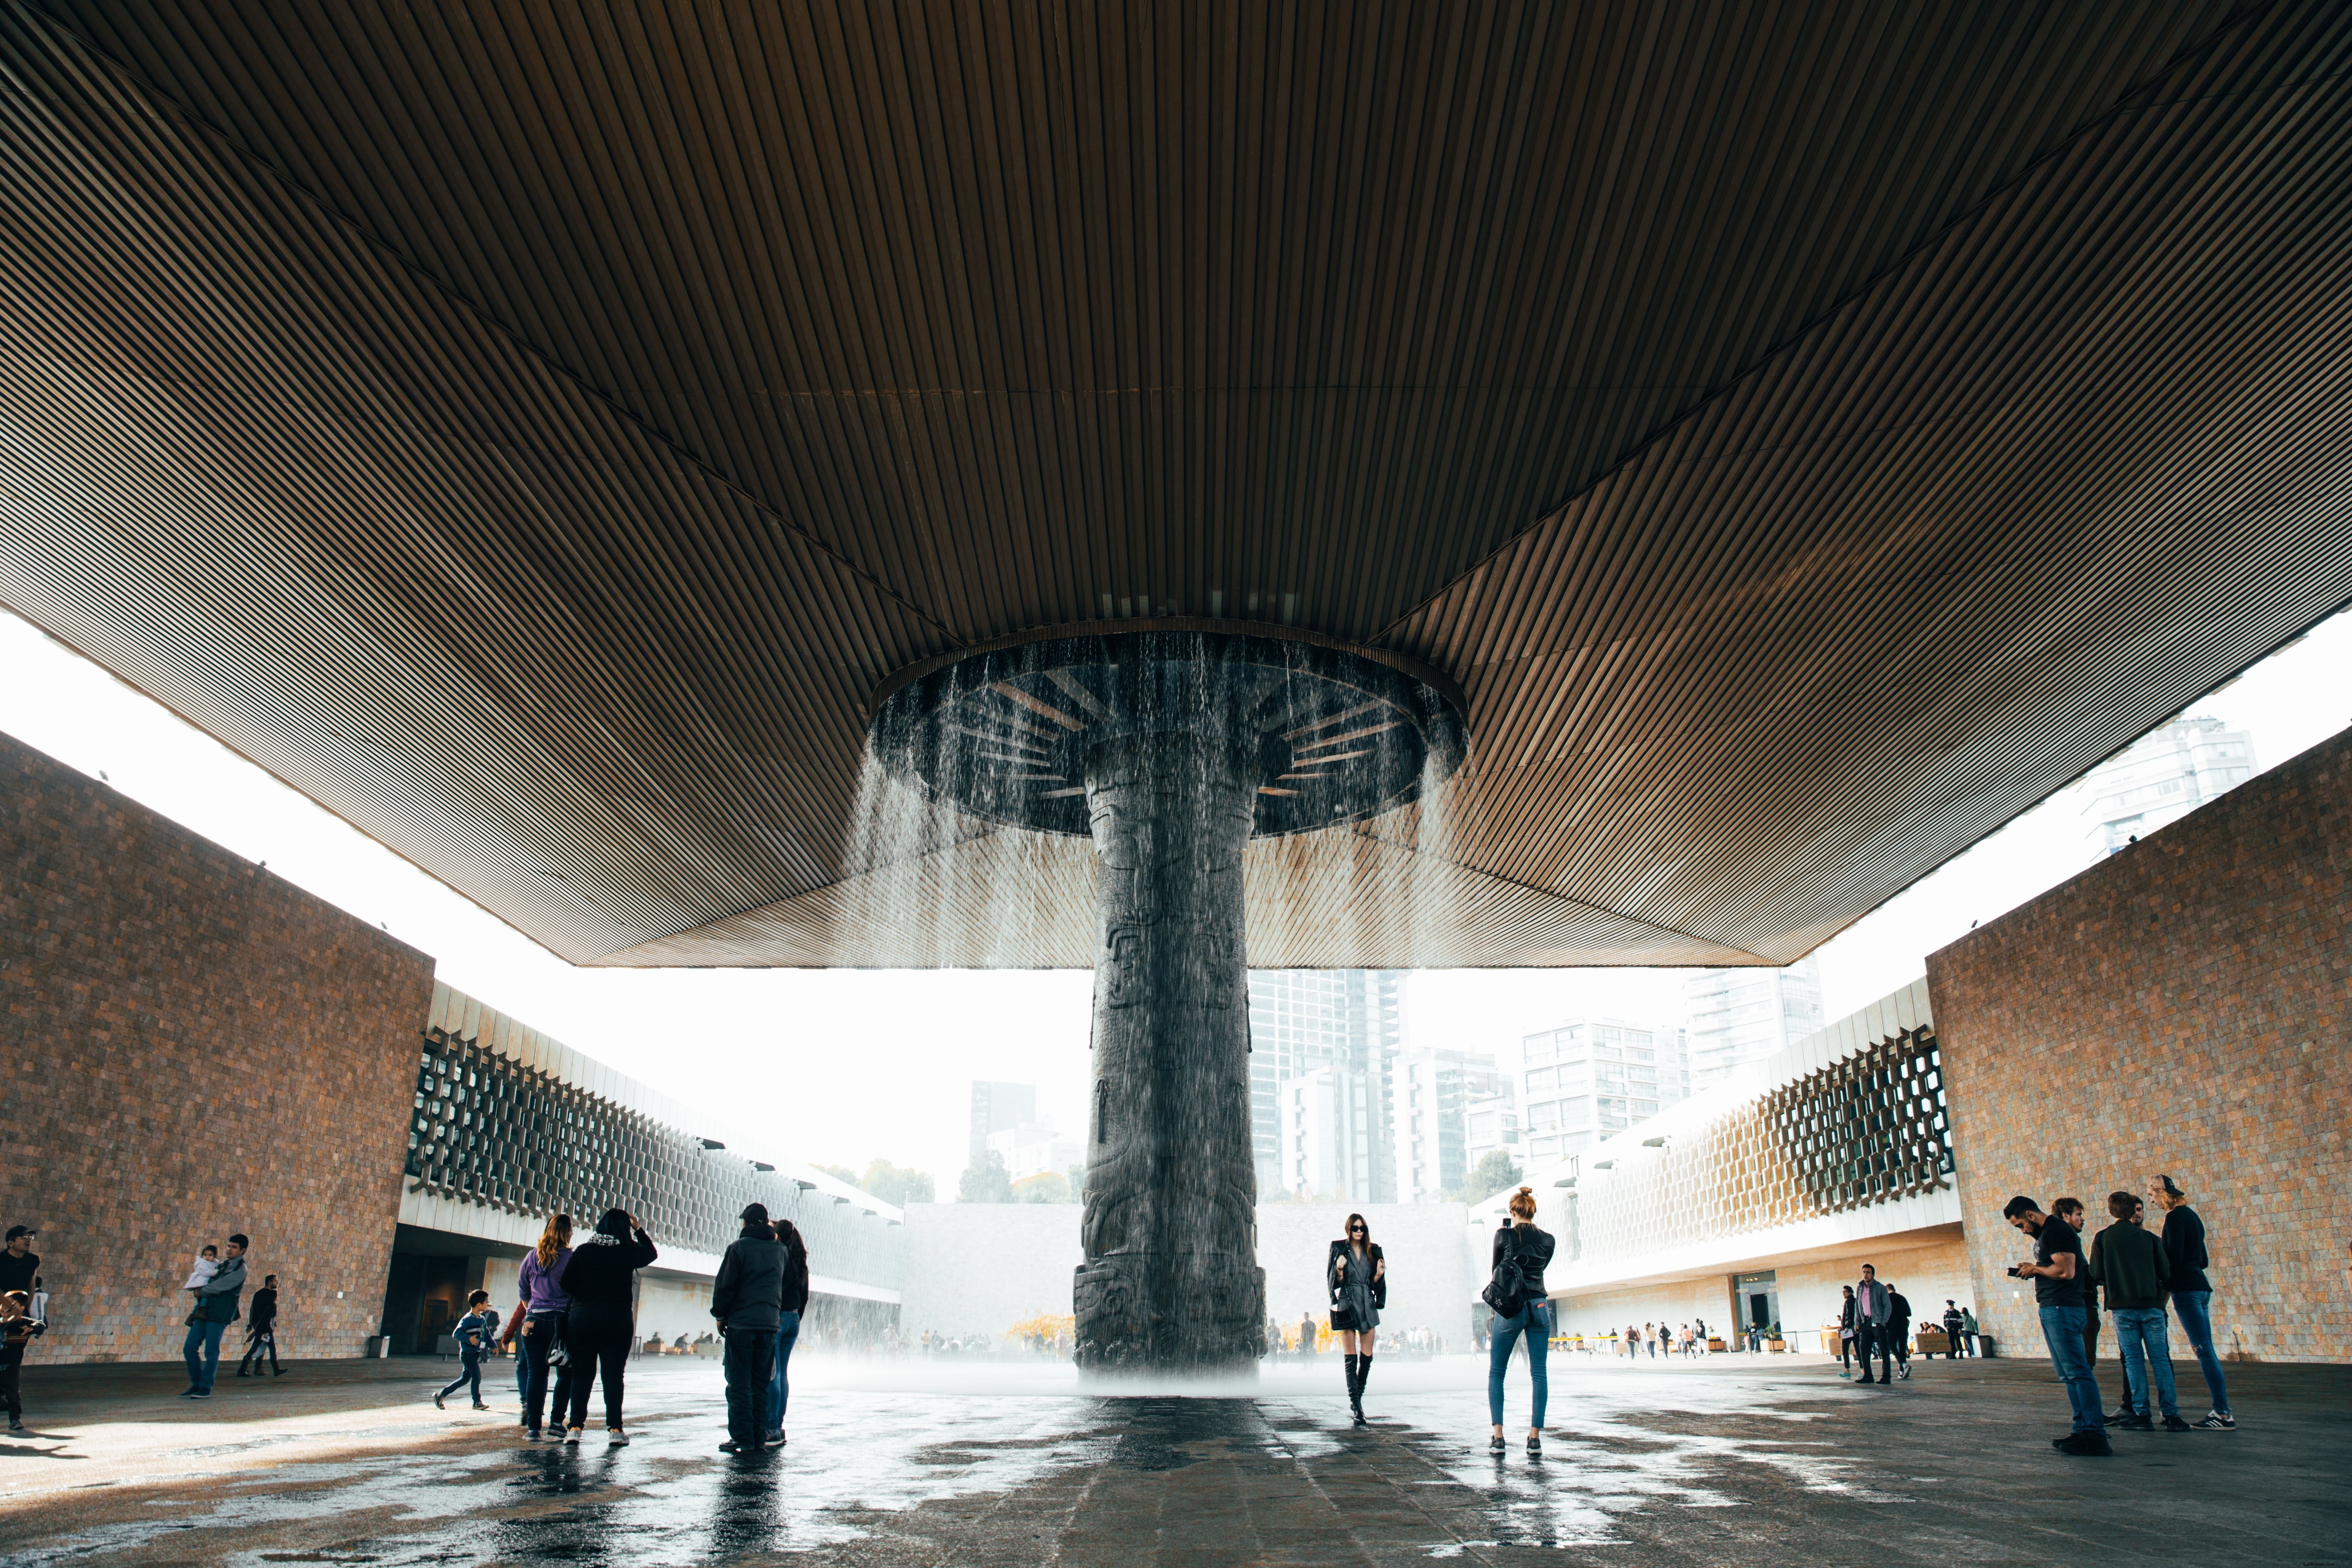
[1326,1213,1385,1427]
[515,1213,574,1441]
[1488,1186,1558,1455]
[557,1209,657,1445]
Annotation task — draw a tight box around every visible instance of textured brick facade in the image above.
[1930,726,2349,1365]
[0,732,433,1362]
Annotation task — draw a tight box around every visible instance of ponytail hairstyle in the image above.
[536,1213,573,1270]
[1508,1185,1538,1225]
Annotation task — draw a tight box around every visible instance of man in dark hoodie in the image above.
[711,1203,787,1453]
[182,1234,248,1398]
[2090,1191,2187,1430]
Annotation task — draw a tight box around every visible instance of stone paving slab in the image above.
[0,1354,2338,1566]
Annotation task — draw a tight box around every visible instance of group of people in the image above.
[1622,1321,1711,1357]
[441,1204,810,1454]
[2006,1174,2234,1455]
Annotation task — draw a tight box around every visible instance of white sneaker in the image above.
[607,1428,629,1446]
[563,1427,582,1446]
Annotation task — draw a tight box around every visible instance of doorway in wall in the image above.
[1733,1270,1780,1346]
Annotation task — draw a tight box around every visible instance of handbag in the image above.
[1328,1245,1360,1331]
[1481,1226,1527,1318]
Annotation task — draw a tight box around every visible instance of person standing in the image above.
[2053,1199,2102,1370]
[764,1218,809,1446]
[1835,1286,1858,1378]
[711,1203,786,1454]
[0,1290,44,1432]
[1960,1305,1979,1357]
[1485,1187,1558,1457]
[516,1214,575,1442]
[1886,1286,1914,1380]
[1299,1310,1318,1362]
[181,1234,248,1399]
[2150,1175,2234,1430]
[2003,1195,2109,1455]
[557,1210,657,1445]
[1852,1265,1892,1385]
[1941,1300,1966,1360]
[237,1274,284,1377]
[2089,1191,2188,1431]
[1328,1213,1385,1427]
[434,1290,496,1411]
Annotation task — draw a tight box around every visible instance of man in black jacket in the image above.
[2090,1191,2187,1430]
[711,1203,787,1453]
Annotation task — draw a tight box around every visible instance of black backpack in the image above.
[1481,1226,1527,1317]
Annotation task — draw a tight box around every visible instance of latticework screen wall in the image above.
[1567,1026,1951,1269]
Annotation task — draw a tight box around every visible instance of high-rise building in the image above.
[1281,1069,1389,1202]
[1683,957,1825,1087]
[2080,715,2257,854]
[1463,1084,1520,1175]
[1246,970,1404,1200]
[1515,1019,1690,1164]
[1393,1048,1505,1202]
[968,1081,1037,1164]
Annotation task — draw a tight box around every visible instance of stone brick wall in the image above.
[1930,725,2349,1366]
[0,732,435,1362]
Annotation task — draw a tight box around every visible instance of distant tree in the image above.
[1012,1170,1071,1204]
[958,1149,1014,1204]
[1458,1151,1523,1206]
[816,1164,861,1188]
[861,1159,936,1207]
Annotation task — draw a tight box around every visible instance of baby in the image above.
[183,1244,220,1293]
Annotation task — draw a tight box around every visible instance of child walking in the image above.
[434,1291,497,1412]
[1,1290,46,1432]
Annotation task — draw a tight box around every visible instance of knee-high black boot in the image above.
[1341,1354,1360,1419]
[1357,1354,1373,1416]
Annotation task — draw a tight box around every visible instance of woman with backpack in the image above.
[1326,1213,1385,1427]
[1485,1186,1558,1456]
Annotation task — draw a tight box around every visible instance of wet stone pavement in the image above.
[0,1355,2341,1566]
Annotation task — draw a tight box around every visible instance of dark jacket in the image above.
[2161,1205,2211,1293]
[1888,1290,1912,1332]
[248,1286,278,1332]
[2090,1220,2171,1310]
[196,1253,248,1324]
[0,1251,38,1296]
[711,1228,788,1331]
[1326,1240,1387,1310]
[0,1312,44,1359]
[559,1228,657,1309]
[1492,1223,1556,1301]
[779,1231,810,1316]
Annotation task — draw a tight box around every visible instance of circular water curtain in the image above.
[871,627,1466,1373]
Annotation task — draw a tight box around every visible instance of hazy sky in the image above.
[6,606,2346,1187]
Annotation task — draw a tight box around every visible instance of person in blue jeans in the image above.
[2004,1195,2109,1455]
[2150,1175,2234,1429]
[181,1234,249,1398]
[1485,1187,1558,1457]
[2088,1191,2188,1430]
[435,1292,496,1411]
[765,1219,811,1445]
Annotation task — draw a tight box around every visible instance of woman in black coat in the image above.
[1327,1213,1385,1427]
[557,1208,657,1444]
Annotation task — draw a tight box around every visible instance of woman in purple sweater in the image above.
[515,1213,574,1442]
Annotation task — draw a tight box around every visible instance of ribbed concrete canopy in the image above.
[3,1,2349,968]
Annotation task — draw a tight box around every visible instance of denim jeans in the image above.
[2169,1290,2230,1414]
[438,1351,483,1403]
[1487,1301,1551,1427]
[2109,1307,2178,1419]
[2037,1305,2104,1433]
[765,1311,801,1433]
[182,1319,227,1391]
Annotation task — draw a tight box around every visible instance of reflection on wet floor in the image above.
[9,1371,1868,1565]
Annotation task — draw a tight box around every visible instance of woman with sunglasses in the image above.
[1326,1213,1386,1427]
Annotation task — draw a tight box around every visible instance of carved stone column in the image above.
[1072,730,1266,1373]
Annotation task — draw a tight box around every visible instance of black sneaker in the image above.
[763,1430,784,1444]
[434,1393,446,1410]
[2162,1415,2193,1432]
[1488,1433,1506,1454]
[2052,1432,2113,1456]
[2116,1413,2154,1431]
[1526,1434,1542,1457]
[2107,1405,2136,1424]
[189,1388,211,1398]
[719,1440,743,1454]
[2192,1411,2236,1430]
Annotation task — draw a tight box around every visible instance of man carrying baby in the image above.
[181,1234,248,1399]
